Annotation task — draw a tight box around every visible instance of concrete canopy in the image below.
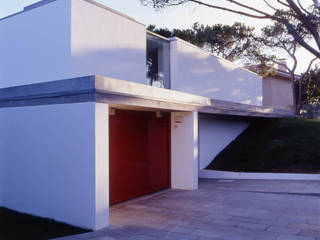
[0,75,294,118]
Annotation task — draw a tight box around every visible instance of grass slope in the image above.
[0,207,90,240]
[207,118,320,173]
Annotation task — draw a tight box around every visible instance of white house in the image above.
[0,0,293,230]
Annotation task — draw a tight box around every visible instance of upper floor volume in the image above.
[0,0,293,107]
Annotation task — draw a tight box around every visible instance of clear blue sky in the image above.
[0,0,315,73]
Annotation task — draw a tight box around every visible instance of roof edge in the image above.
[147,30,170,41]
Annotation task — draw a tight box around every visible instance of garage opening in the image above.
[109,109,170,205]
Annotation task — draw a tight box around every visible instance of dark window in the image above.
[146,34,170,88]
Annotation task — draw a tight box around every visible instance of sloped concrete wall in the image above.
[199,114,250,169]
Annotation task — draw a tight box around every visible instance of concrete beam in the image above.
[0,75,294,118]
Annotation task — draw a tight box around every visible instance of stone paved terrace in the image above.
[57,179,320,240]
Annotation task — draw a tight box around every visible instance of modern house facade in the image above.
[0,0,293,230]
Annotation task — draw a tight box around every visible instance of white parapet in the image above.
[171,112,199,190]
[169,37,263,106]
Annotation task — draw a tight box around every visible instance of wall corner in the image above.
[169,40,178,91]
[93,102,109,230]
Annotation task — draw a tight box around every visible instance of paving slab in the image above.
[56,179,320,240]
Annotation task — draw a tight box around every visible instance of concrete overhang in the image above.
[0,75,295,118]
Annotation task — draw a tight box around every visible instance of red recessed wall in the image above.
[109,109,170,205]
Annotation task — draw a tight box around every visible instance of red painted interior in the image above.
[109,109,170,205]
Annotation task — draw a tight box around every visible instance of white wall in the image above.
[0,102,109,230]
[0,0,147,89]
[199,114,250,169]
[94,102,109,230]
[263,76,293,107]
[0,0,71,88]
[0,128,2,206]
[170,38,263,105]
[171,112,198,190]
[71,0,147,84]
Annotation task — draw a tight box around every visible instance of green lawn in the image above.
[207,118,320,173]
[0,207,90,240]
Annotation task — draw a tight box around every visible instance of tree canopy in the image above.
[141,0,320,59]
[300,68,320,105]
[148,22,256,62]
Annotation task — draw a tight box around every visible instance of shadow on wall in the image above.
[71,47,147,85]
[0,47,147,89]
[174,49,263,106]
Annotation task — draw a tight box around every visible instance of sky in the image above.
[0,0,317,73]
[0,0,271,29]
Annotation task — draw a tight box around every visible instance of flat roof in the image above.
[0,76,294,118]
